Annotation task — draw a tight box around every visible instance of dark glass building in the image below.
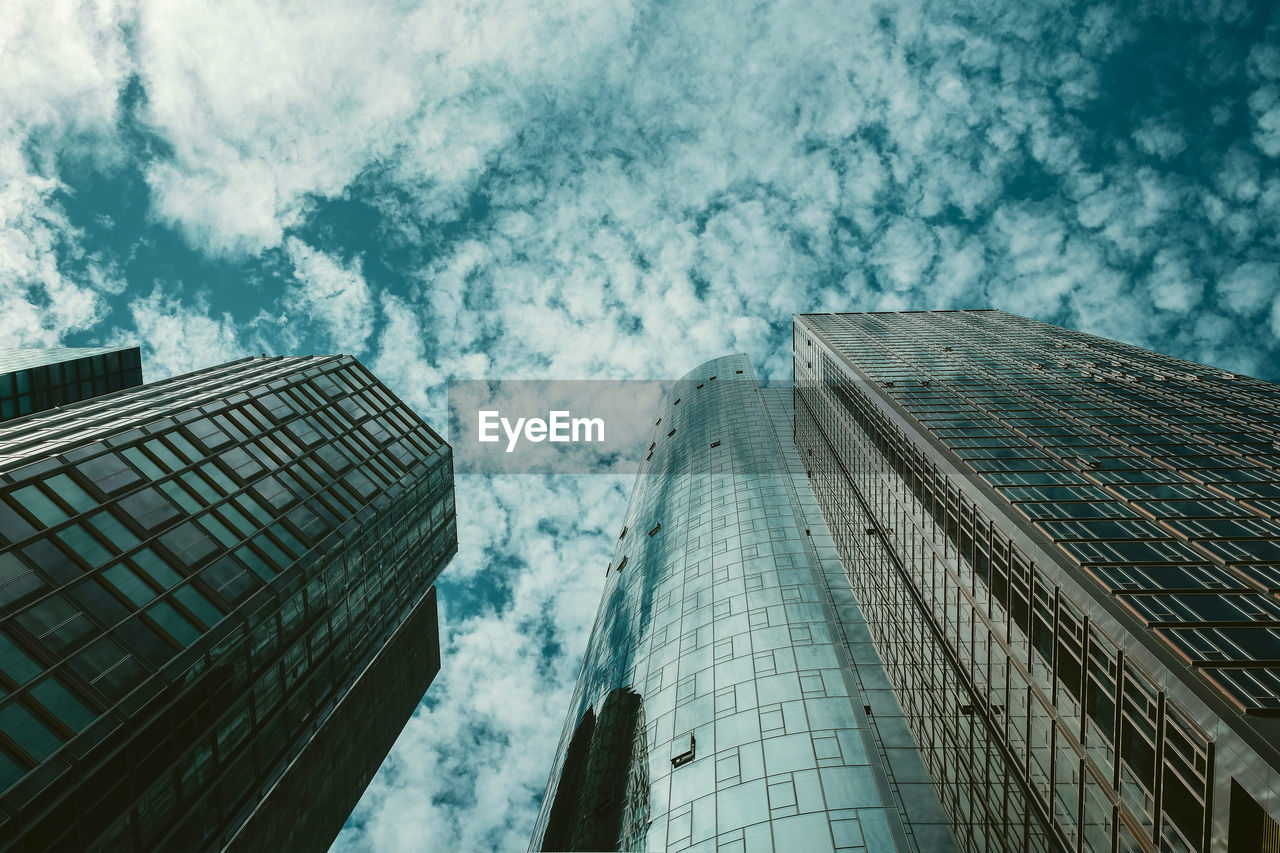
[794,310,1280,852]
[0,354,456,850]
[531,355,956,853]
[0,347,143,422]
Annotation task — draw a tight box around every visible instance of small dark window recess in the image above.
[943,346,953,352]
[990,704,1004,715]
[671,732,695,768]
[806,339,812,347]
[804,529,810,536]
[648,523,661,537]
[862,704,872,715]
[806,470,812,477]
[708,376,716,381]
[710,440,721,448]
[921,379,931,386]
[619,526,628,540]
[959,704,975,715]
[806,361,813,369]
[884,381,894,387]
[807,448,813,456]
[696,383,704,390]
[649,442,656,451]
[735,370,744,374]
[646,450,653,461]
[668,428,676,437]
[606,562,612,575]
[616,556,628,572]
[864,528,877,535]
[673,398,680,406]
[655,417,661,426]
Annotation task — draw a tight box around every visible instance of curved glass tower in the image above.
[530,355,953,853]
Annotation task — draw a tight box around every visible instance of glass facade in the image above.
[0,354,457,850]
[0,347,143,422]
[531,355,954,853]
[794,310,1280,852]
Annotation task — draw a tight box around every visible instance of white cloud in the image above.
[1247,86,1280,158]
[133,0,637,256]
[1146,249,1202,313]
[1133,119,1187,160]
[1218,260,1280,316]
[871,219,938,292]
[335,475,627,853]
[0,0,132,346]
[284,238,375,355]
[369,293,445,418]
[112,285,247,379]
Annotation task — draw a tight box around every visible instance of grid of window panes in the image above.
[0,355,457,850]
[531,356,952,853]
[795,311,1233,853]
[0,347,142,422]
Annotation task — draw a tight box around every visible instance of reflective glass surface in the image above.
[0,347,143,422]
[795,310,1280,853]
[0,355,457,850]
[531,355,952,853]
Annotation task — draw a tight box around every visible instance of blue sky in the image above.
[3,0,1279,849]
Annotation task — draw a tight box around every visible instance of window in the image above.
[0,700,62,761]
[146,601,200,646]
[103,564,157,606]
[29,677,95,732]
[10,485,66,528]
[0,632,40,686]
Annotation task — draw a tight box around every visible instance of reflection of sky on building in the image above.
[795,310,1280,852]
[531,355,954,853]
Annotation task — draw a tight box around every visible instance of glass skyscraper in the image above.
[794,310,1280,853]
[0,347,143,422]
[0,354,456,850]
[532,355,955,853]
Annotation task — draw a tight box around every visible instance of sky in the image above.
[3,0,1279,849]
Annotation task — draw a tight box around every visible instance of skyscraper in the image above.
[794,310,1280,853]
[0,353,456,851]
[0,346,143,422]
[531,355,956,853]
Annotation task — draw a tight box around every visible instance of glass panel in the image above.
[0,632,40,686]
[11,485,67,527]
[88,510,140,553]
[131,548,182,589]
[147,601,201,646]
[103,564,157,606]
[173,586,223,629]
[44,474,95,513]
[56,524,113,568]
[0,700,63,761]
[29,677,96,732]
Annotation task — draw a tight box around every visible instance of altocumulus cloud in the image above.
[1,0,1279,850]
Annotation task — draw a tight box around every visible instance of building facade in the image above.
[0,347,143,422]
[531,355,954,853]
[794,310,1280,853]
[0,354,456,850]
